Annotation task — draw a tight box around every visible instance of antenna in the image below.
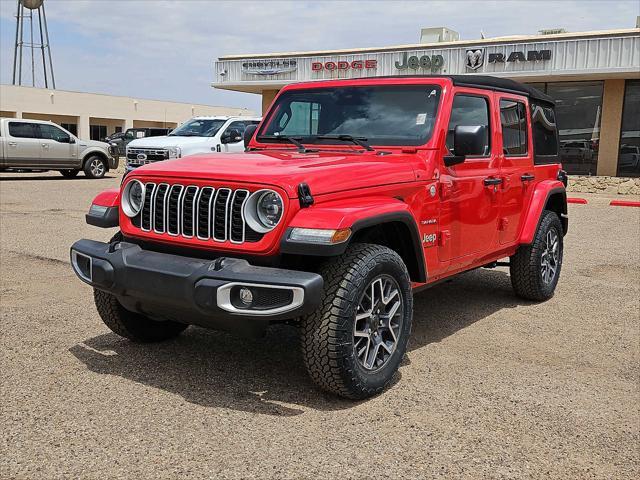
[12,0,56,89]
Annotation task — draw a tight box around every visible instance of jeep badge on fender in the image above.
[71,75,567,400]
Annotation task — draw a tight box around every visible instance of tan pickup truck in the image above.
[0,118,117,178]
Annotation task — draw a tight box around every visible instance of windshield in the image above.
[170,119,225,137]
[258,85,441,146]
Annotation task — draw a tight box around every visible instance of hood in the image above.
[127,135,210,148]
[132,149,421,198]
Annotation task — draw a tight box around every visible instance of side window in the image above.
[8,122,37,139]
[530,102,559,162]
[227,121,248,135]
[38,124,71,142]
[446,95,490,156]
[500,99,528,155]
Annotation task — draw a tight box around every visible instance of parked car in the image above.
[124,116,261,173]
[618,145,640,175]
[110,127,172,156]
[71,76,567,399]
[0,118,117,178]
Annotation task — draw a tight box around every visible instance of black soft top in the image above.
[449,75,554,105]
[372,74,554,106]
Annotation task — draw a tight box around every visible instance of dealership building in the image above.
[213,26,640,178]
[0,84,254,141]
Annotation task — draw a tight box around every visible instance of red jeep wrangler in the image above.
[71,75,567,399]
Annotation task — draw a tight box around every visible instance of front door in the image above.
[5,121,41,168]
[37,124,77,168]
[438,91,500,264]
[497,96,534,245]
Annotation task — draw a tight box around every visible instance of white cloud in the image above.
[1,0,638,111]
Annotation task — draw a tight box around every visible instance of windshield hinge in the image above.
[298,183,314,208]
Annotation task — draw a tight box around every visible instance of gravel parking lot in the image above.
[1,171,639,479]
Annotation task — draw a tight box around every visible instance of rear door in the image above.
[37,124,77,168]
[497,96,534,245]
[5,121,41,167]
[438,89,501,264]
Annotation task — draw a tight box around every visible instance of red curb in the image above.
[567,198,588,204]
[610,200,640,208]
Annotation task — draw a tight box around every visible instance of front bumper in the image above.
[70,239,323,335]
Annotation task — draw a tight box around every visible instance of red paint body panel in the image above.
[91,76,566,285]
[91,188,120,207]
[518,180,565,245]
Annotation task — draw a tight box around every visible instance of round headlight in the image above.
[244,189,284,233]
[121,179,145,217]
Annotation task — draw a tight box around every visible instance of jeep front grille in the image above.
[133,182,263,244]
[127,148,168,167]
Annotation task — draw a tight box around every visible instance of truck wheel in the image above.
[93,289,188,342]
[84,156,107,179]
[510,210,564,301]
[300,244,413,399]
[60,169,80,178]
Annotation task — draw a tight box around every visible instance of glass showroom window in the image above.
[617,80,640,178]
[546,82,604,176]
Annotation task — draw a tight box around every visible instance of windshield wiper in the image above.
[312,135,375,151]
[258,135,311,153]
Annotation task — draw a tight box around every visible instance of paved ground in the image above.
[1,171,639,479]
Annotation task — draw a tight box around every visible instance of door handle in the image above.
[483,177,503,186]
[8,142,17,147]
[521,173,535,182]
[42,143,50,149]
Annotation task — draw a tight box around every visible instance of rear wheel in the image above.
[84,156,107,179]
[300,244,413,399]
[510,210,563,301]
[60,169,80,178]
[94,289,188,342]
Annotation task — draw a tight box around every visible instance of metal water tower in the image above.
[12,0,56,88]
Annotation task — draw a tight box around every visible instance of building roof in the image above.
[218,28,639,60]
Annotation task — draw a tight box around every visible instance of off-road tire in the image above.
[60,169,80,178]
[510,210,564,301]
[300,243,413,399]
[83,156,107,179]
[93,289,188,342]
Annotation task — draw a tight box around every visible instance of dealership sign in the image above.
[465,48,552,70]
[312,60,377,71]
[241,59,297,75]
[395,52,445,72]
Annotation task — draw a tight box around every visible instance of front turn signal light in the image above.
[289,227,351,245]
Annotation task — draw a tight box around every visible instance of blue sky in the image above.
[1,0,638,112]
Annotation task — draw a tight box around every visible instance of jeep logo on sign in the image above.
[465,49,484,70]
[395,52,445,72]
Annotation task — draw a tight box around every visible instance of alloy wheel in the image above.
[90,158,105,177]
[353,275,404,371]
[540,228,560,284]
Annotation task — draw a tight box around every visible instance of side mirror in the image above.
[58,136,71,144]
[453,125,486,157]
[221,129,242,144]
[244,124,258,149]
[69,137,76,144]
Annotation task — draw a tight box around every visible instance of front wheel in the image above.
[94,289,188,342]
[300,244,413,399]
[510,210,564,301]
[84,156,107,179]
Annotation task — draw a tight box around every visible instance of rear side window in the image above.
[447,95,490,156]
[500,99,528,155]
[530,102,559,162]
[8,122,37,138]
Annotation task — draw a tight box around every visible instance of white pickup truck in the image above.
[125,116,261,172]
[0,118,117,178]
